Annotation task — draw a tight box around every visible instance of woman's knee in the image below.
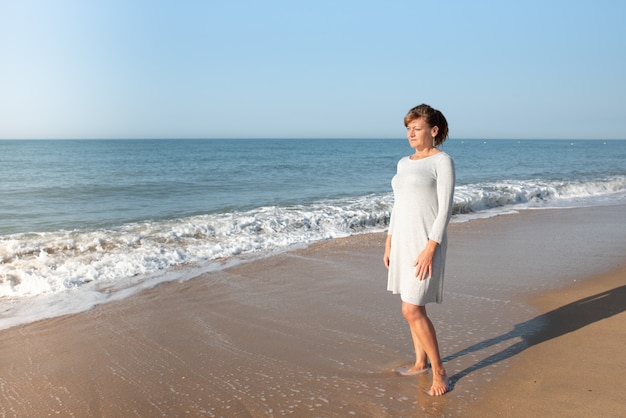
[402,302,426,321]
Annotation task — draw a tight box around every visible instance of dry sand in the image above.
[471,266,626,417]
[0,205,625,417]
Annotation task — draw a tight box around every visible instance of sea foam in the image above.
[1,175,625,330]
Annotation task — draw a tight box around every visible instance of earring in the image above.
[432,136,436,147]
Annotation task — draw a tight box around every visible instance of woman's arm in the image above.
[428,156,455,244]
[415,156,455,280]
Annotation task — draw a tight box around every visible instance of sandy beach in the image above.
[472,266,626,417]
[1,205,625,417]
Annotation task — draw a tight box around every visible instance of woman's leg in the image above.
[402,301,450,396]
[407,321,429,372]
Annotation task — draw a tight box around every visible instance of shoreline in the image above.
[0,205,625,416]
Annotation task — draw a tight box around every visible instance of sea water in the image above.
[1,138,625,328]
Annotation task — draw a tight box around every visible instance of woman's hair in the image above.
[404,104,449,146]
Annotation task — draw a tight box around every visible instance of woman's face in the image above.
[406,118,438,148]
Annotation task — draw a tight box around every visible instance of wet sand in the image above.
[0,205,625,417]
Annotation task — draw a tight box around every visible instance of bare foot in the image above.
[397,363,430,376]
[428,372,450,396]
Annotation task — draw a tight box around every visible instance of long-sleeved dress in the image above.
[387,152,455,305]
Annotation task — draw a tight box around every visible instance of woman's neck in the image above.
[410,147,439,160]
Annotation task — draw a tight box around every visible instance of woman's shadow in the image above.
[444,284,626,388]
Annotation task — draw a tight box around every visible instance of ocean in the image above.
[1,138,625,329]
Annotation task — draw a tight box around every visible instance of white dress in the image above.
[387,152,455,305]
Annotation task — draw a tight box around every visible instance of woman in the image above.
[383,104,455,396]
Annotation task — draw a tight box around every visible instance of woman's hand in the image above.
[384,235,392,268]
[413,240,438,280]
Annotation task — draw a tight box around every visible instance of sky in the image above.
[1,0,625,140]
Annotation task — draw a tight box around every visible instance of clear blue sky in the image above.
[1,0,625,139]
